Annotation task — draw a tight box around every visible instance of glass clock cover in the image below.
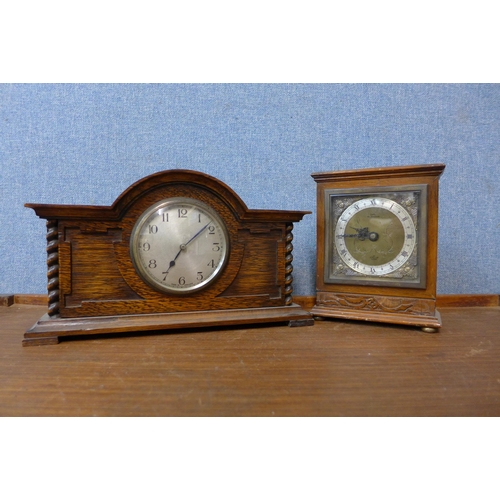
[130,197,229,294]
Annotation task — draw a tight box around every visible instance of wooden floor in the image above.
[1,304,499,416]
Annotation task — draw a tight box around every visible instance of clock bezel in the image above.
[130,197,230,295]
[324,184,428,289]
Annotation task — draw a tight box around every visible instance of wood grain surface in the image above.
[25,170,311,322]
[1,304,500,416]
[7,293,500,309]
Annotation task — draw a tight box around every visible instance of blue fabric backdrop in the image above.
[1,83,499,296]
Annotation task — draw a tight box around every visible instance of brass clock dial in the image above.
[130,197,229,294]
[325,187,426,288]
[333,196,418,280]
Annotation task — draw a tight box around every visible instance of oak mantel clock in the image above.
[311,164,445,332]
[23,170,312,346]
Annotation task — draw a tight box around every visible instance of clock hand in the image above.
[182,220,212,247]
[339,226,369,239]
[338,226,379,241]
[162,221,212,278]
[162,248,183,276]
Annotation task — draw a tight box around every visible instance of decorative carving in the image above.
[284,223,294,305]
[46,219,60,317]
[315,292,435,317]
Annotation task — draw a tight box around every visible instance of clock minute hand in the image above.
[182,220,212,248]
[162,221,212,278]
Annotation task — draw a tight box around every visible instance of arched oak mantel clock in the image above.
[24,170,312,346]
[311,164,445,332]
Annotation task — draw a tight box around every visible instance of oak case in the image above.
[24,170,312,345]
[311,164,445,331]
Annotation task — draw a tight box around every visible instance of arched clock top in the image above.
[25,169,310,223]
[111,170,251,222]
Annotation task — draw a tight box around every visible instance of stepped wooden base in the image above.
[23,303,314,346]
[311,292,441,332]
[311,304,441,331]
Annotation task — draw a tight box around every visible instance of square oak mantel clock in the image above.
[23,169,313,346]
[311,164,445,332]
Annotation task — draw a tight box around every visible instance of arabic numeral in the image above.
[149,225,158,234]
[148,259,157,268]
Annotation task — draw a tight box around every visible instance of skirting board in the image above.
[2,294,499,309]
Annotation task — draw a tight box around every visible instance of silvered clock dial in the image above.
[130,197,229,294]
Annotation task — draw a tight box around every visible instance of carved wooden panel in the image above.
[315,292,437,317]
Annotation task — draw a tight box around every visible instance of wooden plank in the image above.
[6,293,500,310]
[290,295,316,310]
[437,294,499,307]
[14,294,47,306]
[5,294,500,309]
[1,303,500,416]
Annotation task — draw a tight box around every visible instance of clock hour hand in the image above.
[163,248,183,276]
[338,226,369,239]
[339,226,379,242]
